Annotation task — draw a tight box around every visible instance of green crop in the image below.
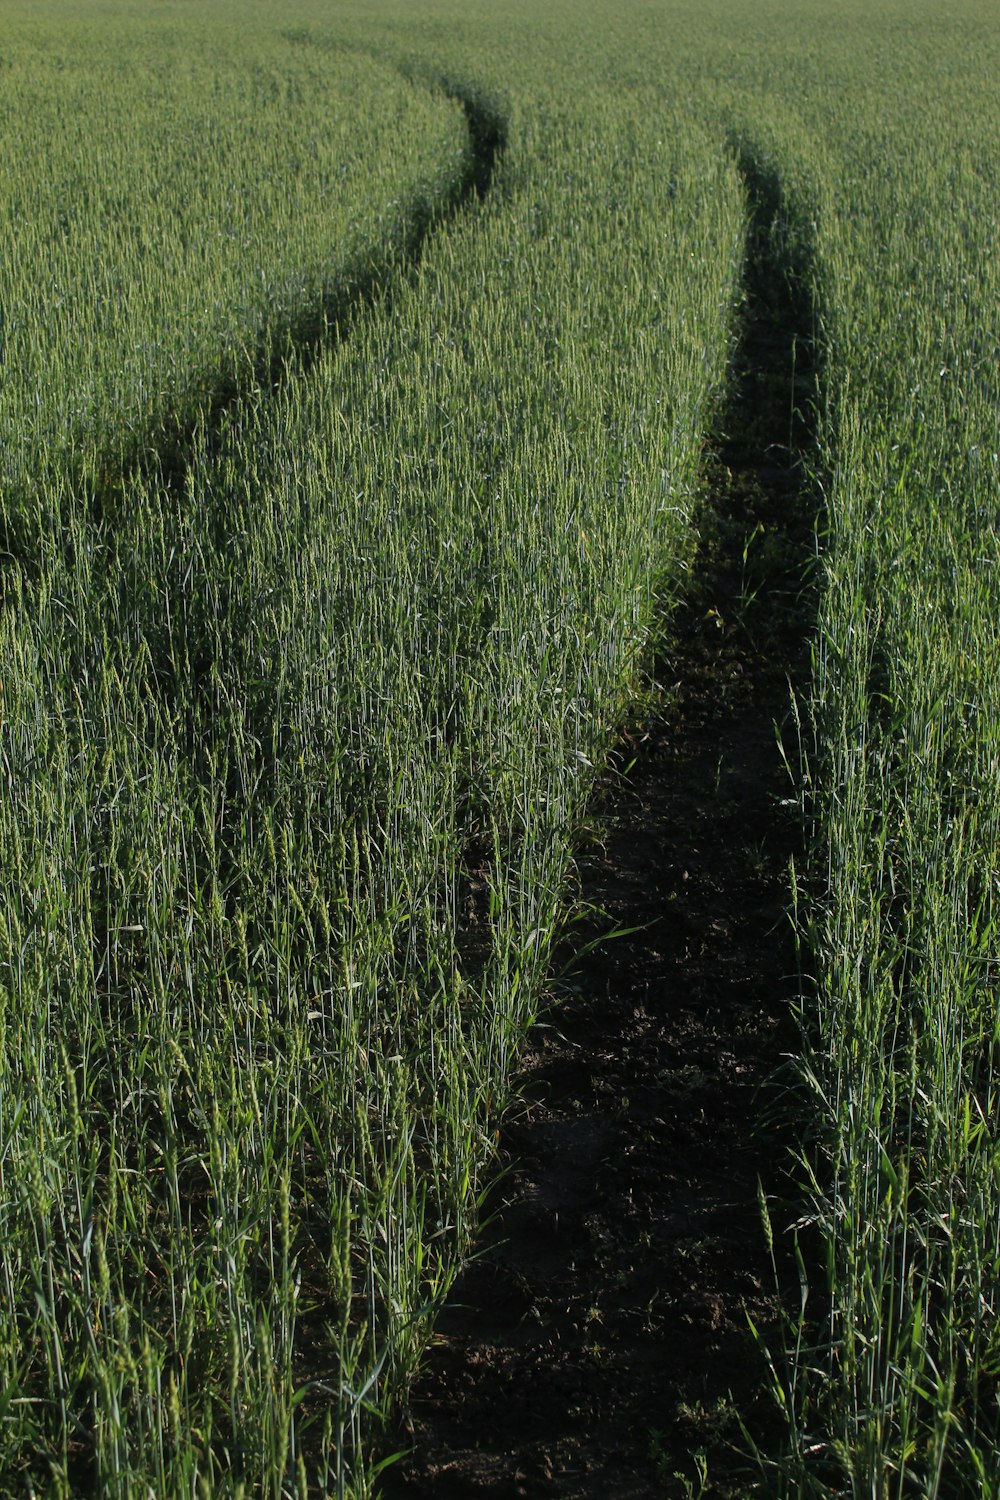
[0,2,467,576]
[1,0,997,1494]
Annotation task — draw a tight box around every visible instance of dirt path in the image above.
[384,174,818,1498]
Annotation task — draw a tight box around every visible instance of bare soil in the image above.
[382,134,822,1491]
[384,251,818,1497]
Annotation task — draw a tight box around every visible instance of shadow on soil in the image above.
[383,148,822,1499]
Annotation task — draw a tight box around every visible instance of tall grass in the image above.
[0,1,467,577]
[2,0,998,1492]
[0,4,744,1491]
[775,36,1000,1495]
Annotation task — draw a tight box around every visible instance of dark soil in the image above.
[384,182,819,1500]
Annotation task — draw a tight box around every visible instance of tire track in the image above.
[384,142,821,1499]
[2,74,504,598]
[125,74,506,719]
[124,78,505,522]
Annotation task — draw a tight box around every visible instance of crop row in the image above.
[764,31,1000,1497]
[0,5,745,1493]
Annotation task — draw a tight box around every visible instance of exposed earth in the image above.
[385,241,819,1495]
[156,111,817,1500]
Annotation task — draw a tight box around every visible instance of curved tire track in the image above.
[383,140,821,1499]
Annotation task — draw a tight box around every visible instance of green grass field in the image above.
[1,0,997,1493]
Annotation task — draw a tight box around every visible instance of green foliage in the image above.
[1,0,998,1493]
[0,1,467,572]
[0,2,741,1492]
